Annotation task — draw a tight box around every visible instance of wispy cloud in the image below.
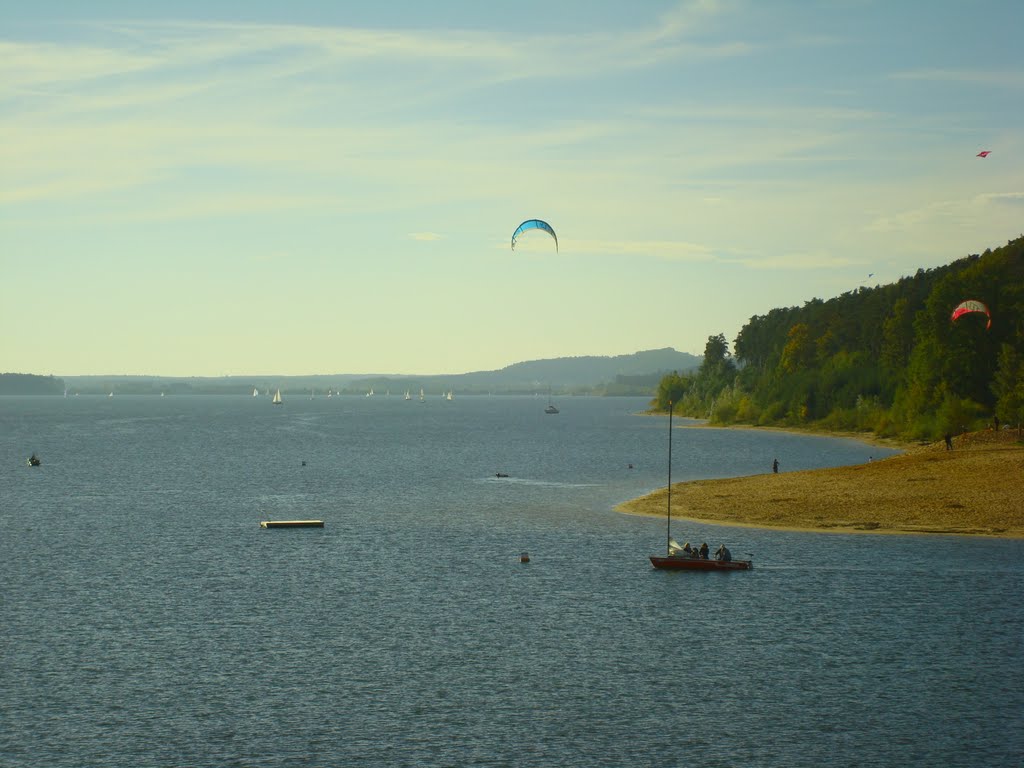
[409,232,443,241]
[889,68,1024,88]
[569,239,718,262]
[0,41,157,90]
[977,191,1024,206]
[725,250,857,270]
[864,190,1024,236]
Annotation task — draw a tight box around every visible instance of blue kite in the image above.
[511,219,558,252]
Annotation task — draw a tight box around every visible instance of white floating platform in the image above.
[259,520,324,528]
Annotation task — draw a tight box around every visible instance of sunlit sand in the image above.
[619,429,1024,538]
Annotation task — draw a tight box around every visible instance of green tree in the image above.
[992,343,1024,430]
[779,323,814,373]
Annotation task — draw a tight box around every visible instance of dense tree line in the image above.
[654,237,1024,440]
[0,374,66,395]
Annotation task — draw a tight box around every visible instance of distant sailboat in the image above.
[545,387,559,414]
[446,389,454,401]
[366,387,374,397]
[272,389,283,405]
[404,390,412,401]
[253,388,259,397]
[419,388,425,402]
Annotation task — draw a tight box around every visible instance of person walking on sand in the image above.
[944,433,953,450]
[772,458,779,473]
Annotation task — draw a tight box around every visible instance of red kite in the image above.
[977,150,991,157]
[951,299,991,330]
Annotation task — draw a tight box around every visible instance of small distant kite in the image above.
[951,299,991,330]
[511,219,558,252]
[977,150,991,158]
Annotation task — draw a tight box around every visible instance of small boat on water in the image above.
[649,401,752,572]
[650,547,752,571]
[260,520,324,528]
[27,453,42,467]
[544,387,559,414]
[272,389,283,405]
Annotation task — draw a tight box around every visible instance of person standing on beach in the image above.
[944,433,953,450]
[772,458,779,473]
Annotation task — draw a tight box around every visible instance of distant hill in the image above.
[0,373,65,395]
[451,348,701,392]
[49,348,701,396]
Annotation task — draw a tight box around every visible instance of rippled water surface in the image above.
[2,395,1021,767]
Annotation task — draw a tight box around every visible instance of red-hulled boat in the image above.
[649,553,752,571]
[649,401,752,572]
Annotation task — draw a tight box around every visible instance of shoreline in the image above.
[617,427,1024,539]
[662,416,919,451]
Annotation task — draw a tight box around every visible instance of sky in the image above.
[3,0,1023,377]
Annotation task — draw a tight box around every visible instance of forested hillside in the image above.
[0,374,65,395]
[654,237,1024,440]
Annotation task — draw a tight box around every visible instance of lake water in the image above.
[2,395,1021,767]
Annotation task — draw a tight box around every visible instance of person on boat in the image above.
[699,542,709,560]
[715,544,732,562]
[681,542,693,557]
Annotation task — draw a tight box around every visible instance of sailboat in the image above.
[649,401,752,571]
[404,390,412,401]
[272,389,283,405]
[253,388,259,397]
[544,387,559,414]
[419,388,425,402]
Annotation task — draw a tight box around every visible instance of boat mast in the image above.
[667,399,672,556]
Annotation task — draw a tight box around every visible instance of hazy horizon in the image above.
[5,1,1021,376]
[17,346,698,380]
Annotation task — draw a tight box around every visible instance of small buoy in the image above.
[520,552,530,563]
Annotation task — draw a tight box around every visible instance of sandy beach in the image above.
[617,427,1024,538]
